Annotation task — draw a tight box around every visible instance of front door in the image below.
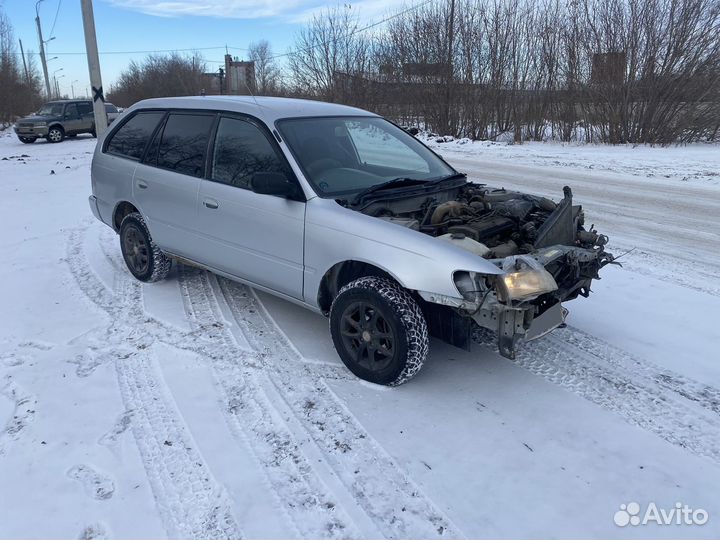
[195,115,305,300]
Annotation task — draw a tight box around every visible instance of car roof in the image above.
[46,99,90,103]
[128,96,379,123]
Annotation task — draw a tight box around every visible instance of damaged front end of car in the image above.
[355,183,615,359]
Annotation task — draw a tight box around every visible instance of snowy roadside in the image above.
[1,130,719,539]
[419,133,720,186]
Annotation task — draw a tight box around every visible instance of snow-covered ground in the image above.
[1,130,719,539]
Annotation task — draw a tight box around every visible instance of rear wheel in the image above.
[47,126,64,143]
[18,137,36,144]
[119,212,171,282]
[330,277,429,385]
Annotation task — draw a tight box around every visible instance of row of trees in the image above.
[0,7,43,123]
[287,0,720,144]
[107,0,720,145]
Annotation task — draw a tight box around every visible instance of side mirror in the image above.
[250,172,300,199]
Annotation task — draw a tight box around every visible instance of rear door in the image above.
[195,115,305,299]
[76,101,94,131]
[62,103,84,134]
[132,111,216,257]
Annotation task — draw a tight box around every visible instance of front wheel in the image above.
[330,277,429,385]
[19,137,36,144]
[119,212,171,282]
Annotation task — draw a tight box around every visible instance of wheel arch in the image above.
[112,201,140,232]
[47,123,64,134]
[317,259,404,314]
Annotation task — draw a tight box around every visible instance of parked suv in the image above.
[14,99,119,143]
[89,96,614,385]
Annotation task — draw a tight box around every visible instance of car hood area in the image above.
[348,182,615,303]
[16,114,58,123]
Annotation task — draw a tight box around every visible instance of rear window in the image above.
[106,111,165,160]
[155,113,215,178]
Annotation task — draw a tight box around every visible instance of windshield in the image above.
[277,116,455,197]
[36,103,64,116]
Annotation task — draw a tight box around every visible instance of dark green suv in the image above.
[13,100,119,144]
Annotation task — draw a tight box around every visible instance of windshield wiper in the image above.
[425,172,467,185]
[351,173,468,206]
[351,177,428,204]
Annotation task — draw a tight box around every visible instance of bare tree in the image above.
[248,40,280,95]
[0,6,42,123]
[288,5,373,106]
[107,52,207,108]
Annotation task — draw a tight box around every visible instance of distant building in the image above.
[201,55,257,96]
[224,55,256,95]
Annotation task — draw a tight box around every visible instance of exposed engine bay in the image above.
[351,183,615,358]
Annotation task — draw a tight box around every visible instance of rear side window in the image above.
[105,104,118,114]
[64,103,80,119]
[106,111,164,160]
[211,117,287,188]
[77,102,93,116]
[156,113,215,178]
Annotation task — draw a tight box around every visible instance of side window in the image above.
[77,102,93,116]
[211,117,287,188]
[106,111,165,160]
[64,103,80,119]
[156,113,215,178]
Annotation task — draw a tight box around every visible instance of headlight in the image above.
[496,256,558,302]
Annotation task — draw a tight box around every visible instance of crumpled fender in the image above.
[303,197,503,307]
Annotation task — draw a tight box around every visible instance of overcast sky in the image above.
[4,0,409,98]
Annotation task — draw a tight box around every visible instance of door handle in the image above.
[137,180,148,189]
[203,199,219,209]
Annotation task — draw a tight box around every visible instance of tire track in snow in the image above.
[97,224,361,538]
[66,226,243,539]
[179,269,461,538]
[178,266,362,539]
[473,326,720,466]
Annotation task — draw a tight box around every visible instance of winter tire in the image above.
[19,137,36,144]
[119,212,171,283]
[47,126,64,143]
[330,276,429,386]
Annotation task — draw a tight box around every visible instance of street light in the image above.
[55,74,66,99]
[71,79,79,99]
[52,68,63,99]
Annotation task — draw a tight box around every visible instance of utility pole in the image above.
[19,39,30,83]
[35,1,52,99]
[80,0,108,135]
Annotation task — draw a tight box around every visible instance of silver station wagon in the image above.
[89,96,614,385]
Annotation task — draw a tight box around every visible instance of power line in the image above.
[48,0,62,39]
[272,0,435,60]
[8,46,248,56]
